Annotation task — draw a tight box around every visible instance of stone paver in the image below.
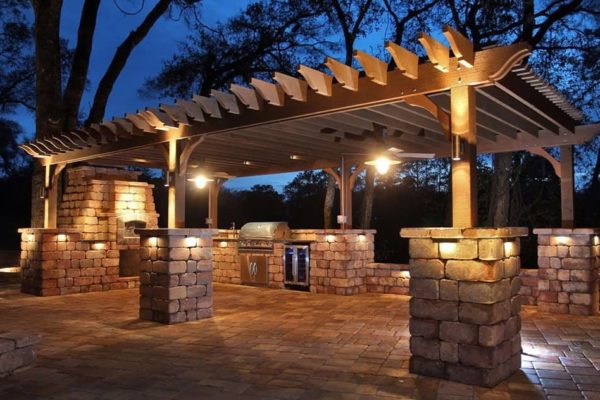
[0,283,599,399]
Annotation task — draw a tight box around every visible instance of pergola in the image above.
[21,26,598,230]
[17,26,600,387]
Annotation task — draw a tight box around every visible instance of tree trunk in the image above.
[487,152,511,226]
[360,168,375,228]
[323,174,336,228]
[31,0,63,227]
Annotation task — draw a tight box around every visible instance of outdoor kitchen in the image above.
[212,223,377,295]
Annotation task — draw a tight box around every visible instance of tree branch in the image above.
[62,0,101,132]
[85,0,173,125]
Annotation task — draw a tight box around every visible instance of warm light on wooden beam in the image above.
[418,32,450,72]
[273,72,307,102]
[451,85,477,227]
[443,25,474,68]
[354,50,387,85]
[167,138,177,228]
[250,78,285,106]
[385,41,418,79]
[324,57,359,91]
[297,64,333,96]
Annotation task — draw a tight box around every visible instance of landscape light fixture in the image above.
[364,155,401,174]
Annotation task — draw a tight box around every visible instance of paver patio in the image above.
[1,283,599,400]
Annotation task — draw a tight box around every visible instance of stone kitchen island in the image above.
[213,228,387,295]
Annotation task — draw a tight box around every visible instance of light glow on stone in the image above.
[358,234,366,242]
[326,235,336,243]
[185,236,198,247]
[219,241,228,248]
[148,237,158,247]
[92,242,105,250]
[27,234,35,242]
[503,241,513,256]
[555,236,570,245]
[593,236,599,246]
[439,242,456,254]
[57,234,67,242]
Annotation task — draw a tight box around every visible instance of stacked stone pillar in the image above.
[400,227,528,387]
[534,228,600,315]
[137,229,218,324]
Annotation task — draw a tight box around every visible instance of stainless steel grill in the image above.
[238,222,291,253]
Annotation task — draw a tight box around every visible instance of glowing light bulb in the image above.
[375,157,391,174]
[194,176,208,189]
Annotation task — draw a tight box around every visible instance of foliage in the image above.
[142,0,331,98]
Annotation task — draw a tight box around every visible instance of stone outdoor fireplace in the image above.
[19,166,159,295]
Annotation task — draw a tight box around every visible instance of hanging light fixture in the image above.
[452,134,464,161]
[365,155,401,174]
[188,175,214,189]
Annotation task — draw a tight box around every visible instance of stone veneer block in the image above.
[137,228,218,324]
[400,227,528,388]
[533,228,600,316]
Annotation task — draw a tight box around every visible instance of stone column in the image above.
[137,229,218,324]
[534,228,600,315]
[400,227,528,387]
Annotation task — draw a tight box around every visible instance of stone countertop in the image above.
[400,227,529,239]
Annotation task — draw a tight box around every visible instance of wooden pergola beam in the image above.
[37,42,531,166]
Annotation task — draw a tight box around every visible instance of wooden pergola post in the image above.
[43,163,65,229]
[560,145,574,228]
[207,179,224,229]
[451,85,477,227]
[167,139,186,228]
[340,158,352,229]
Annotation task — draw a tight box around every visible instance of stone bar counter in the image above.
[137,229,219,324]
[534,228,600,315]
[400,227,528,387]
[213,229,376,295]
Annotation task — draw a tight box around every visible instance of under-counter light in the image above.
[439,242,457,254]
[57,234,67,242]
[92,242,105,250]
[184,237,198,247]
[219,241,228,248]
[358,234,366,242]
[555,236,570,245]
[27,233,35,242]
[148,237,158,247]
[326,235,336,243]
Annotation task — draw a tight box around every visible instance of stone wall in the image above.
[19,228,139,296]
[400,227,528,387]
[138,229,218,324]
[534,228,600,315]
[302,230,374,295]
[0,333,39,378]
[519,269,539,305]
[365,263,410,294]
